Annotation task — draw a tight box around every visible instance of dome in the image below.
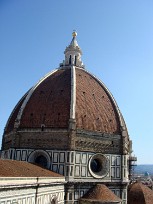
[2,32,129,153]
[79,184,121,203]
[128,181,153,204]
[5,67,121,133]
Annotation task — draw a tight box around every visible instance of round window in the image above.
[91,158,102,173]
[28,150,50,169]
[34,155,48,168]
[88,154,109,178]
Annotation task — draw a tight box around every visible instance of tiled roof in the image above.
[20,68,71,128]
[80,184,121,202]
[5,92,28,133]
[5,68,71,132]
[76,68,120,134]
[4,67,121,135]
[128,181,153,204]
[0,159,63,177]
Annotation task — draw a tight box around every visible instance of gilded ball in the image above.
[72,31,77,37]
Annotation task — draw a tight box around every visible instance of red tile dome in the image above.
[80,184,121,203]
[4,67,124,135]
[128,181,153,204]
[2,32,129,152]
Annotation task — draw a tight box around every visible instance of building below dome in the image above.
[0,32,137,204]
[0,159,65,203]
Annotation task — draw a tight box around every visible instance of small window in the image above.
[69,55,72,64]
[74,55,77,65]
[66,166,69,176]
[41,124,45,131]
[69,192,72,200]
[67,152,70,162]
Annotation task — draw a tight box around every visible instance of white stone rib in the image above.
[76,67,125,130]
[16,69,58,125]
[5,92,28,131]
[70,66,76,119]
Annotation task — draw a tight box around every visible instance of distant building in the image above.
[1,32,136,204]
[131,172,153,189]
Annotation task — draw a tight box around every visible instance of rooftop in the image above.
[80,184,121,203]
[0,159,63,177]
[128,181,153,204]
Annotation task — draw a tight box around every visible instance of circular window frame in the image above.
[88,153,109,178]
[28,150,51,169]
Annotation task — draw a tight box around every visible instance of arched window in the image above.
[69,55,71,64]
[74,55,77,65]
[41,124,45,131]
[28,150,50,169]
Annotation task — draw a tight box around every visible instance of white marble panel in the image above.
[75,166,80,176]
[81,166,86,177]
[60,152,65,163]
[22,150,27,161]
[75,153,80,164]
[116,167,120,178]
[81,153,87,164]
[116,156,121,166]
[111,156,116,166]
[111,167,115,178]
[16,150,21,160]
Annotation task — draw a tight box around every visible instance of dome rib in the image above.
[19,68,71,129]
[70,66,76,120]
[78,67,128,135]
[4,91,29,133]
[15,69,58,128]
[83,68,125,130]
[75,67,124,134]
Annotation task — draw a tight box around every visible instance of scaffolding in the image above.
[129,156,137,180]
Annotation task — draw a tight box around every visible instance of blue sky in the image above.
[0,0,153,164]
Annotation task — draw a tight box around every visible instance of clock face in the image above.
[88,153,109,178]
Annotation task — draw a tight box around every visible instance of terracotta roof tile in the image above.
[5,69,71,133]
[20,69,71,128]
[0,159,63,177]
[76,68,120,134]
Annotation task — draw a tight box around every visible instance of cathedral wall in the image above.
[1,149,129,204]
[0,177,65,204]
[1,149,129,183]
[65,183,127,204]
